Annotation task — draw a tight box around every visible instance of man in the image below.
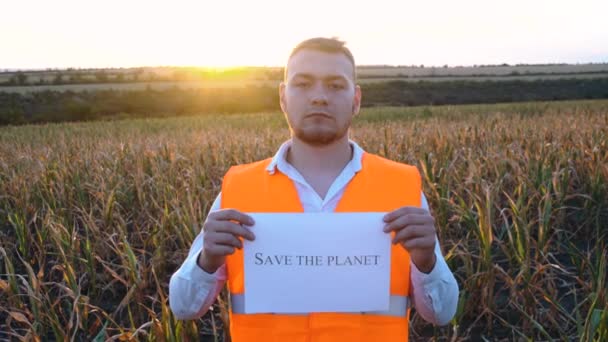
[170,37,459,341]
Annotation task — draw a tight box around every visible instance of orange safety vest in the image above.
[221,152,421,342]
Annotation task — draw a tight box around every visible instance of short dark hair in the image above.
[284,37,356,82]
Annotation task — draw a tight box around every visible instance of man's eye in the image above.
[329,83,344,89]
[294,82,309,87]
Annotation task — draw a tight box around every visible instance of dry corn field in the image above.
[1,100,607,341]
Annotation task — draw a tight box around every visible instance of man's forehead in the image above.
[286,49,355,81]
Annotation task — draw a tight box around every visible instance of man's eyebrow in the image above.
[291,73,348,81]
[324,75,347,82]
[291,73,314,80]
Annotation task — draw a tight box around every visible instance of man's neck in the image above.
[285,136,353,199]
[287,136,352,173]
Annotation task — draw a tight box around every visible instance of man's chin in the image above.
[294,129,344,147]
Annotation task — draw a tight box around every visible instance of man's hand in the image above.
[197,209,255,273]
[383,206,437,273]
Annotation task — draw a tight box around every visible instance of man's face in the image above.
[279,49,361,146]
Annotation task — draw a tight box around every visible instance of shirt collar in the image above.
[266,139,365,175]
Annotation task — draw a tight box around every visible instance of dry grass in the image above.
[0,100,607,340]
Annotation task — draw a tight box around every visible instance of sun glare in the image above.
[0,0,606,68]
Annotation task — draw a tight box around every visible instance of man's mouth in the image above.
[306,112,332,119]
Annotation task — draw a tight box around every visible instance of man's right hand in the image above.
[197,209,256,273]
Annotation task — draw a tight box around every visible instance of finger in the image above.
[392,225,429,244]
[383,206,429,222]
[401,236,436,250]
[209,232,243,249]
[210,209,255,226]
[206,244,236,257]
[383,213,434,232]
[213,221,256,241]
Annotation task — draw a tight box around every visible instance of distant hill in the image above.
[2,63,608,90]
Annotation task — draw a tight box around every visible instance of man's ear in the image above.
[352,84,362,116]
[279,82,287,113]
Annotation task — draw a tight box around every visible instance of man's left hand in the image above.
[383,206,437,273]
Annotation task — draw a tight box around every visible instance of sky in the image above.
[1,0,607,69]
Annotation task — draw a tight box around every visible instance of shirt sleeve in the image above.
[409,192,460,326]
[169,193,227,320]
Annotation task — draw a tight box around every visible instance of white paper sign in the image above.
[243,213,391,314]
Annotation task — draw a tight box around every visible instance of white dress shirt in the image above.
[169,140,459,326]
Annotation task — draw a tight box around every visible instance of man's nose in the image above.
[310,84,328,106]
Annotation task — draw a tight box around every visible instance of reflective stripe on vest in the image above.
[230,293,411,317]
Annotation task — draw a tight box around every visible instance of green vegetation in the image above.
[1,100,606,340]
[1,78,608,125]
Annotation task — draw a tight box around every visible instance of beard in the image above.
[290,115,351,146]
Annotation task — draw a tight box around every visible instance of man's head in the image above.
[279,37,361,146]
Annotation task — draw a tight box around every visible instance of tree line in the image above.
[1,78,607,125]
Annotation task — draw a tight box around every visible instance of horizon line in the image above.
[3,61,608,72]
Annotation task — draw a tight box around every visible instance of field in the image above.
[2,64,608,95]
[357,64,608,77]
[1,100,607,340]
